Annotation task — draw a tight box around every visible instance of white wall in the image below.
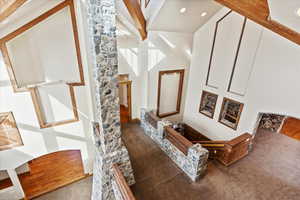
[0,0,95,175]
[183,8,300,140]
[117,35,141,119]
[6,7,80,88]
[146,31,193,122]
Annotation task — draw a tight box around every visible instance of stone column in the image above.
[86,0,135,199]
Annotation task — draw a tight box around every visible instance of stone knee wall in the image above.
[140,109,208,181]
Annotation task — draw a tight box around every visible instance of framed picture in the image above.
[219,98,244,130]
[199,91,218,118]
[157,69,185,118]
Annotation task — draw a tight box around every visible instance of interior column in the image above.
[86,0,135,199]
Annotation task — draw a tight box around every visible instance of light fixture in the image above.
[201,12,207,17]
[296,8,300,17]
[180,8,186,13]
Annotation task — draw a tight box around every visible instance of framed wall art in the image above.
[157,69,185,118]
[199,90,218,118]
[218,98,244,130]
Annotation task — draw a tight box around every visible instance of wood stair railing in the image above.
[165,126,193,155]
[192,133,252,166]
[112,164,136,200]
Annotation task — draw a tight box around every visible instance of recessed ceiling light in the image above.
[201,12,207,17]
[296,8,300,17]
[180,8,186,13]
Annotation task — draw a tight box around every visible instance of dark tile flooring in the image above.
[122,123,300,200]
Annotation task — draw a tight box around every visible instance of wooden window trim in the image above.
[157,69,185,118]
[29,84,79,129]
[0,0,84,129]
[0,0,85,93]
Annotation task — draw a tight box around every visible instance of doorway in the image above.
[118,74,132,124]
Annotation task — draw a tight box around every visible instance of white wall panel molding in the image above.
[206,11,245,90]
[227,19,264,96]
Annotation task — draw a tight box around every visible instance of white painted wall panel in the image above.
[183,8,300,141]
[229,19,263,96]
[207,12,244,89]
[6,7,81,87]
[37,83,74,124]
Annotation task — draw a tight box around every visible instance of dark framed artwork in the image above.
[218,98,244,130]
[199,91,218,118]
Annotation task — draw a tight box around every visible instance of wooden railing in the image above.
[112,164,136,200]
[166,123,253,166]
[165,126,193,155]
[192,133,252,166]
[145,111,160,129]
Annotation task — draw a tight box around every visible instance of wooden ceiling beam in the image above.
[123,0,147,40]
[0,0,28,22]
[215,0,300,46]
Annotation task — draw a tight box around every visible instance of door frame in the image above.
[118,80,132,122]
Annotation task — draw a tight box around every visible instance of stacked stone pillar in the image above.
[86,0,135,199]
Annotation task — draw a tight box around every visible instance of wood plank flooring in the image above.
[0,150,86,199]
[120,105,130,124]
[280,117,300,141]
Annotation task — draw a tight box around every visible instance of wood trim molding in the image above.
[118,80,132,122]
[157,69,185,118]
[145,0,150,8]
[112,164,136,200]
[0,0,28,22]
[0,0,84,129]
[206,11,232,89]
[215,0,300,46]
[0,0,85,92]
[123,0,147,40]
[226,17,247,96]
[29,84,79,129]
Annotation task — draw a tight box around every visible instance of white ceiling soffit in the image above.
[115,0,142,39]
[268,0,300,33]
[149,0,222,33]
[0,0,64,38]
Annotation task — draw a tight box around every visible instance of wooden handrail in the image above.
[145,111,160,129]
[165,126,193,155]
[112,164,136,200]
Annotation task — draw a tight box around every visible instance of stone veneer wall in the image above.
[258,113,286,133]
[140,109,208,181]
[86,0,135,199]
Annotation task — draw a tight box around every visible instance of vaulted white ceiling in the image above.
[148,0,222,33]
[268,0,300,33]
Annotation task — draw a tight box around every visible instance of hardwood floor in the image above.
[280,117,300,141]
[120,105,130,124]
[0,150,86,199]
